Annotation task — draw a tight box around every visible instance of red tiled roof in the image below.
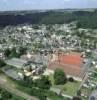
[58,53,83,66]
[48,52,85,78]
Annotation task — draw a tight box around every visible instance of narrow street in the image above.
[78,73,88,90]
[89,90,97,100]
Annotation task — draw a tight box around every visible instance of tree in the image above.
[28,66,32,72]
[0,59,6,67]
[72,96,81,100]
[54,68,67,85]
[4,48,11,57]
[35,75,51,90]
[32,25,39,29]
[77,90,81,96]
[31,88,47,100]
[22,74,33,87]
[4,48,20,58]
[68,77,74,82]
[10,47,19,58]
[19,47,27,55]
[1,90,12,100]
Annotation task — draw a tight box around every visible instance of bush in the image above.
[30,88,47,100]
[72,96,81,100]
[54,68,67,85]
[68,77,74,82]
[77,90,81,96]
[34,75,51,90]
[4,48,11,57]
[0,59,6,67]
[1,90,12,99]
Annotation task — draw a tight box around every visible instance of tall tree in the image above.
[1,90,12,100]
[35,75,51,90]
[54,68,67,85]
[19,47,27,55]
[0,59,6,67]
[4,48,11,57]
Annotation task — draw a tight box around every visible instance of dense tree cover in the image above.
[0,59,6,67]
[0,12,48,27]
[23,75,33,87]
[10,47,19,58]
[13,74,33,88]
[30,88,65,100]
[19,47,27,55]
[0,10,97,28]
[39,11,76,24]
[4,48,11,57]
[0,88,25,100]
[4,47,27,58]
[30,88,47,100]
[76,11,97,29]
[54,68,67,85]
[43,10,97,28]
[0,89,12,100]
[18,75,51,90]
[34,75,51,90]
[14,75,65,100]
[4,48,19,58]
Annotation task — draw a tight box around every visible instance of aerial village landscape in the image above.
[0,0,97,100]
[0,20,97,100]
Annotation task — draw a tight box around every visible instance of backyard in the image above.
[49,74,81,96]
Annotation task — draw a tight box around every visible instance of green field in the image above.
[53,81,81,96]
[49,74,81,96]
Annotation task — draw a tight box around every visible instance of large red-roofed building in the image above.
[48,52,87,80]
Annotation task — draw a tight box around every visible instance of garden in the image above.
[49,69,81,96]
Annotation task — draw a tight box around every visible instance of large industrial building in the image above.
[48,52,88,81]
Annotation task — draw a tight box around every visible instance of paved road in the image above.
[89,90,97,100]
[79,73,88,90]
[0,74,39,100]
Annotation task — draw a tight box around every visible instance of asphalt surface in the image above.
[89,90,97,100]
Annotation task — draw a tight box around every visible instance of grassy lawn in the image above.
[49,74,55,86]
[54,81,81,96]
[63,81,81,96]
[49,74,81,96]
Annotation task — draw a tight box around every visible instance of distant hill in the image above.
[0,9,97,28]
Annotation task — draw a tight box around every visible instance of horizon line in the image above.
[0,8,96,12]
